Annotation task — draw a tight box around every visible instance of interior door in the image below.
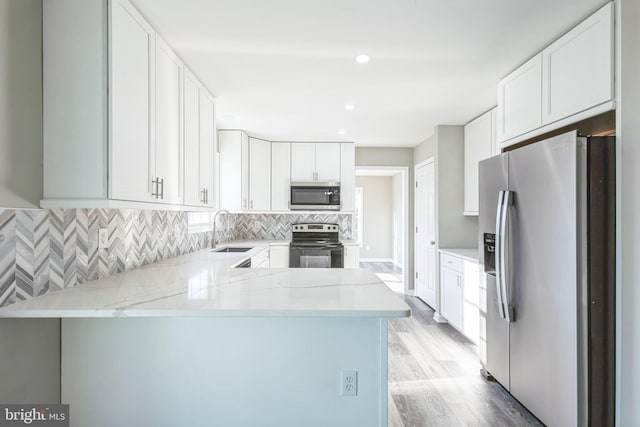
[415,161,436,308]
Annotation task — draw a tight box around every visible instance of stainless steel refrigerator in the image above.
[478,131,615,427]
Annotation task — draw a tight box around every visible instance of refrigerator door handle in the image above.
[500,190,513,323]
[495,191,506,320]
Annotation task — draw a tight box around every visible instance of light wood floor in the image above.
[388,296,543,427]
[360,262,403,293]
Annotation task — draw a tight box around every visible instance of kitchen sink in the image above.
[211,247,253,253]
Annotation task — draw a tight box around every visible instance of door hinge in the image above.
[416,272,418,279]
[416,226,418,233]
[415,181,418,188]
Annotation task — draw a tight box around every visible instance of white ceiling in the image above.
[132,0,606,147]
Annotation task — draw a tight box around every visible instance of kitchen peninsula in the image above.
[0,242,410,427]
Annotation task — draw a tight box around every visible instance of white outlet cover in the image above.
[341,370,357,396]
[98,228,109,249]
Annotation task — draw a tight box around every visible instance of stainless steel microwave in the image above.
[290,182,341,210]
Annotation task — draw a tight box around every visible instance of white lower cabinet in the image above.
[269,245,290,268]
[441,266,463,330]
[439,251,482,346]
[343,245,360,268]
[251,247,270,269]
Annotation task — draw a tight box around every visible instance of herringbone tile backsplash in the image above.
[0,209,353,308]
[231,213,353,240]
[0,208,211,308]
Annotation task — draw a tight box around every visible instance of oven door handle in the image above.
[293,245,342,250]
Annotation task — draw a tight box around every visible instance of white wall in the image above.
[356,176,393,260]
[0,0,43,208]
[391,173,404,268]
[617,0,640,424]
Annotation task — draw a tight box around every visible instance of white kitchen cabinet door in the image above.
[463,301,480,345]
[154,36,183,205]
[343,245,360,268]
[490,108,499,156]
[269,245,289,268]
[109,0,154,202]
[315,143,341,181]
[183,71,201,206]
[271,143,291,211]
[464,110,493,215]
[340,143,356,211]
[249,138,271,211]
[441,267,463,331]
[291,143,316,181]
[496,53,542,143]
[219,130,248,211]
[542,3,613,125]
[199,90,216,207]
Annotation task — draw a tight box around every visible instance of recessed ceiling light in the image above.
[344,104,355,111]
[355,54,370,64]
[338,129,346,135]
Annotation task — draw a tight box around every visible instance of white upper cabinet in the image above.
[542,2,614,125]
[42,0,214,210]
[109,0,155,203]
[291,143,341,182]
[496,53,543,143]
[464,110,494,215]
[248,138,271,211]
[496,3,615,148]
[271,143,291,211]
[340,144,356,212]
[183,71,201,206]
[154,36,183,205]
[184,69,216,207]
[218,130,248,212]
[199,91,216,208]
[291,144,316,181]
[315,143,341,181]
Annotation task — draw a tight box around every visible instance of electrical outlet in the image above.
[341,370,357,396]
[98,228,109,249]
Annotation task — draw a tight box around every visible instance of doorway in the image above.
[355,166,409,293]
[414,158,437,308]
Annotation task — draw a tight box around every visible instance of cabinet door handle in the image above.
[159,178,164,200]
[205,189,209,205]
[151,178,159,198]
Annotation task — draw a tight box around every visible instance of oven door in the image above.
[290,183,341,210]
[290,245,344,268]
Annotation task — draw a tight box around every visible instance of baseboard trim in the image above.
[433,312,448,323]
[360,258,394,263]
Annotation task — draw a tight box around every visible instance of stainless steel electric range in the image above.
[289,223,344,268]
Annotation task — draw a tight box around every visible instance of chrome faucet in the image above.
[211,209,230,248]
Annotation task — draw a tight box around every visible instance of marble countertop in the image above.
[439,248,480,263]
[0,240,410,319]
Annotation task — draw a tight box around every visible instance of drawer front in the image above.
[440,253,463,273]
